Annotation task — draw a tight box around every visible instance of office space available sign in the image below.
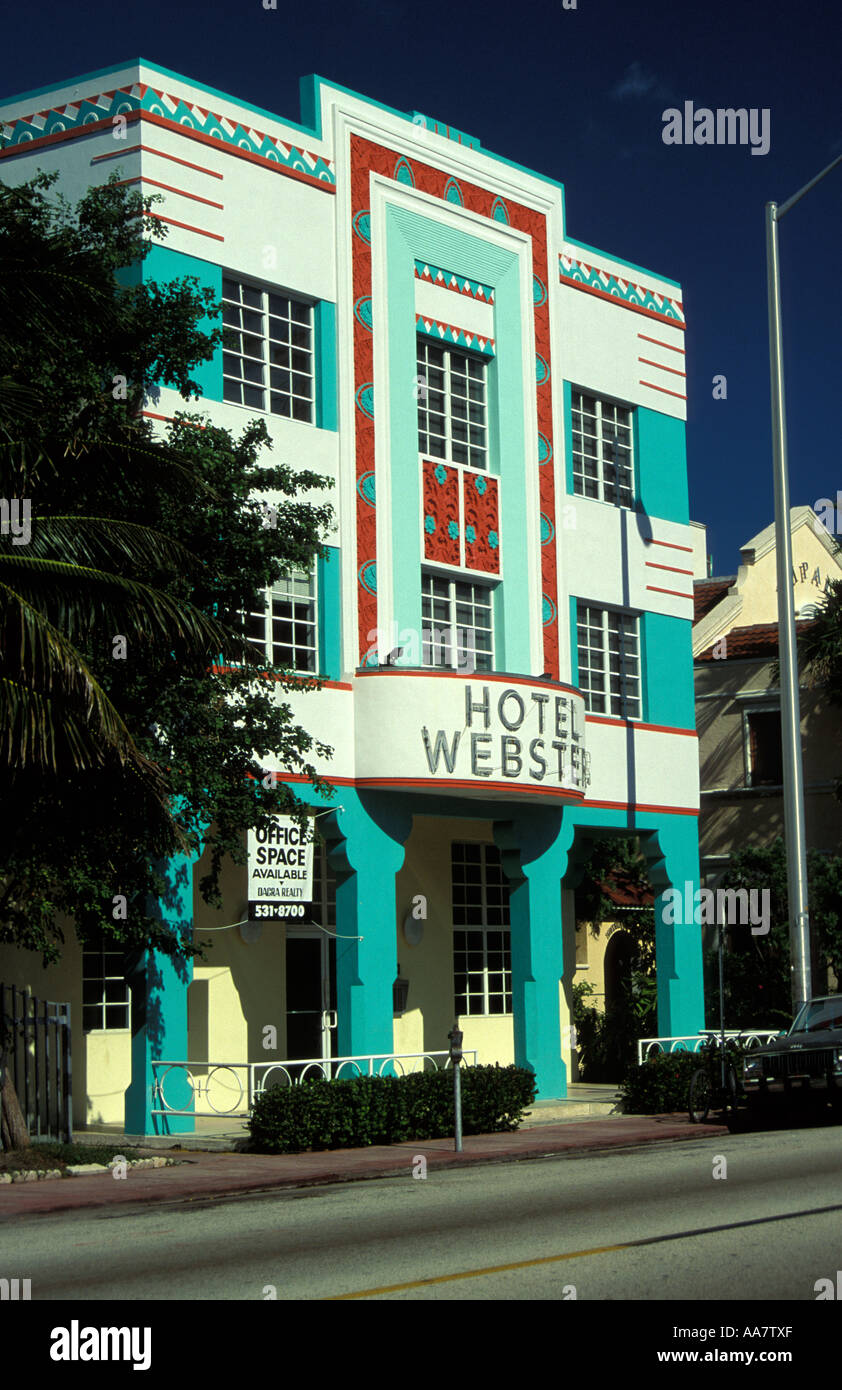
[247,818,314,920]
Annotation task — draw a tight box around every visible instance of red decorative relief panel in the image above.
[422,458,461,565]
[350,134,559,675]
[463,472,500,574]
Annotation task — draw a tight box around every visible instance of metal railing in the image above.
[636,1030,780,1066]
[151,1050,478,1119]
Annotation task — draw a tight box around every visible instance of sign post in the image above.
[448,1023,463,1153]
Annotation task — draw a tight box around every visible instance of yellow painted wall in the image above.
[0,922,131,1128]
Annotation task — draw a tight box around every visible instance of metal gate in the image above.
[0,984,72,1142]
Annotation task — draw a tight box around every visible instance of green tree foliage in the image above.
[706,838,842,1029]
[0,171,335,963]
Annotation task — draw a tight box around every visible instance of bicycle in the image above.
[687,1034,741,1123]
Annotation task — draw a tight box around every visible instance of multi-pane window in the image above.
[222,278,314,421]
[417,339,488,470]
[572,391,634,507]
[245,569,318,673]
[577,602,641,719]
[310,836,337,928]
[82,941,130,1031]
[421,572,493,671]
[452,843,512,1016]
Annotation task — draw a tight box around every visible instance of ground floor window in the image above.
[82,938,130,1031]
[451,842,511,1015]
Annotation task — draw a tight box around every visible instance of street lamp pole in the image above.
[765,151,842,1016]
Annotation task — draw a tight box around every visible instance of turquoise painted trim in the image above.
[641,612,695,730]
[384,204,531,673]
[314,300,337,431]
[561,805,703,1038]
[560,256,684,324]
[142,245,222,401]
[0,61,319,144]
[317,546,342,680]
[563,380,574,496]
[496,809,571,1097]
[414,259,494,303]
[636,406,689,525]
[124,840,203,1136]
[301,74,565,193]
[564,235,683,291]
[569,596,579,686]
[416,316,495,356]
[0,60,146,107]
[317,790,412,1058]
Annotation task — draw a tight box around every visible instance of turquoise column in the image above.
[321,791,412,1058]
[124,845,201,1136]
[495,808,577,1099]
[641,816,705,1037]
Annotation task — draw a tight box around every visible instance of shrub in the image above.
[247,1064,537,1154]
[616,1051,701,1115]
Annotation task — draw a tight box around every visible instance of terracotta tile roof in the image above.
[696,619,816,662]
[598,870,654,908]
[693,576,735,624]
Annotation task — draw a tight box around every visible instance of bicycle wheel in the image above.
[688,1067,713,1123]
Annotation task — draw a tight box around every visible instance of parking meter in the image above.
[448,1024,463,1065]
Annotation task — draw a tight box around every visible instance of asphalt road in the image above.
[5,1124,842,1301]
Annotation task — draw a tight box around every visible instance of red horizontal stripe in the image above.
[646,538,693,554]
[211,666,352,691]
[145,210,224,241]
[140,410,205,427]
[354,778,585,798]
[355,668,581,697]
[114,175,224,209]
[92,141,224,179]
[584,798,699,817]
[645,561,694,576]
[138,110,335,192]
[637,356,686,379]
[646,584,694,600]
[585,715,697,737]
[559,277,686,329]
[1,109,336,195]
[639,378,687,400]
[638,332,685,356]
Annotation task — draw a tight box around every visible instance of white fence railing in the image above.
[636,1030,780,1066]
[151,1051,477,1119]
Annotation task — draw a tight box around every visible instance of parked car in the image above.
[740,995,842,1121]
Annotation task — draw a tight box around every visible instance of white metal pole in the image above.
[765,200,811,1015]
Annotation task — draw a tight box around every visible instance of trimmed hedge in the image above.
[247,1064,537,1154]
[617,1051,702,1115]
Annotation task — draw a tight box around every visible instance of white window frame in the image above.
[82,941,131,1033]
[421,570,495,672]
[222,276,315,422]
[245,568,319,674]
[571,389,634,508]
[417,337,489,471]
[452,842,512,1018]
[577,602,642,719]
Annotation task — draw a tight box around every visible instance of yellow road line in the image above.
[325,1242,629,1299]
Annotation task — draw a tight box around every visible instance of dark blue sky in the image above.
[3,0,840,574]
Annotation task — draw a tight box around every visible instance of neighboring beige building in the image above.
[694,507,842,885]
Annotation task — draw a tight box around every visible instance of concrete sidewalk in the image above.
[0,1111,726,1218]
